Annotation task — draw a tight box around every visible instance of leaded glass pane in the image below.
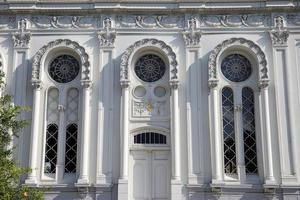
[221,54,252,82]
[65,123,78,173]
[134,132,166,144]
[44,123,58,173]
[47,88,59,123]
[66,88,79,122]
[49,55,80,83]
[242,87,258,174]
[222,87,237,173]
[134,54,166,82]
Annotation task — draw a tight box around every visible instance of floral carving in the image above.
[270,16,289,46]
[32,39,90,85]
[120,38,178,83]
[97,18,116,47]
[208,38,268,88]
[12,19,31,48]
[182,18,201,47]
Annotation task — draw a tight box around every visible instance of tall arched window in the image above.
[43,54,80,180]
[220,53,258,180]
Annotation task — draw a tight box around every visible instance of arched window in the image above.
[43,54,80,179]
[220,54,258,178]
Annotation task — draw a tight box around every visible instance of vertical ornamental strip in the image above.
[269,16,296,184]
[182,18,202,184]
[96,17,116,186]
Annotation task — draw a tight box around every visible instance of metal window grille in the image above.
[134,132,166,144]
[65,123,78,173]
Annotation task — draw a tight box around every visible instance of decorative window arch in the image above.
[208,38,268,87]
[31,39,91,85]
[120,38,179,84]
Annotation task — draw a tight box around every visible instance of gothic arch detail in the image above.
[208,38,268,85]
[120,38,178,83]
[31,39,90,85]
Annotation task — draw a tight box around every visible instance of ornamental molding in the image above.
[97,18,116,48]
[32,39,90,85]
[270,16,289,47]
[120,38,178,83]
[182,18,201,47]
[12,19,31,48]
[208,38,268,87]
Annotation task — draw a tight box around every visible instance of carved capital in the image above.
[270,16,289,47]
[31,80,43,90]
[81,79,92,88]
[120,80,130,88]
[182,18,201,47]
[170,80,179,89]
[234,104,242,112]
[258,79,269,89]
[98,18,116,48]
[57,104,65,112]
[208,79,219,89]
[12,19,31,48]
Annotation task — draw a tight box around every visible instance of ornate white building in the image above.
[1,0,300,199]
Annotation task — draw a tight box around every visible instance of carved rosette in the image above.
[120,38,179,84]
[12,19,31,48]
[182,18,201,47]
[208,37,269,89]
[270,16,289,47]
[98,18,116,48]
[32,39,91,85]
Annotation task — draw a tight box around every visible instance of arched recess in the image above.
[31,39,90,85]
[120,38,179,83]
[208,38,269,86]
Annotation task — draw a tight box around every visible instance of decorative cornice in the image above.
[270,16,289,47]
[32,39,90,84]
[12,18,31,48]
[182,18,201,47]
[120,38,178,83]
[97,18,116,48]
[208,37,268,85]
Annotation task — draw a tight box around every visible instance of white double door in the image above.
[130,150,171,200]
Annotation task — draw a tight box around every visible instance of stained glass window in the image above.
[221,54,252,82]
[134,54,166,82]
[49,55,80,83]
[242,87,258,174]
[222,87,237,173]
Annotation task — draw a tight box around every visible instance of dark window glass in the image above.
[134,132,167,144]
[65,123,78,173]
[44,123,58,173]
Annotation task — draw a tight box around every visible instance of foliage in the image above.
[0,71,44,200]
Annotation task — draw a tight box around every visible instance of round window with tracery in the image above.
[221,54,252,82]
[134,54,166,82]
[49,55,80,83]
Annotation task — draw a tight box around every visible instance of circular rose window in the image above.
[221,54,252,82]
[134,54,166,82]
[49,55,80,83]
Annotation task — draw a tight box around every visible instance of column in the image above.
[259,81,276,184]
[182,18,202,184]
[76,80,92,185]
[118,80,130,200]
[25,81,42,185]
[234,104,246,184]
[209,80,223,184]
[56,102,66,183]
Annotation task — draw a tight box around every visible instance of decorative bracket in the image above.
[269,16,289,47]
[12,18,31,48]
[182,18,201,47]
[97,18,116,48]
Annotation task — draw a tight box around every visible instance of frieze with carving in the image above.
[31,15,101,29]
[12,19,31,48]
[133,99,168,117]
[116,15,184,29]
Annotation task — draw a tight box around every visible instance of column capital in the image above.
[12,18,31,49]
[120,80,130,88]
[170,79,179,89]
[269,16,289,47]
[31,80,43,90]
[182,18,201,48]
[258,79,270,90]
[81,79,92,89]
[97,17,116,48]
[208,79,219,89]
[234,104,243,112]
[57,104,65,112]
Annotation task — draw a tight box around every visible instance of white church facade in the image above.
[1,0,300,199]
